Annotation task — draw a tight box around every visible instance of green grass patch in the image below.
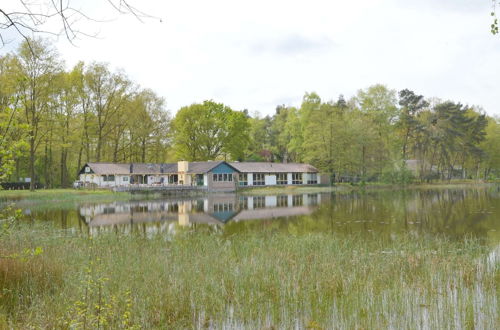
[0,189,133,205]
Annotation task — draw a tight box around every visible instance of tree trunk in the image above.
[29,138,35,191]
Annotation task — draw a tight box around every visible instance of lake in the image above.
[6,185,500,244]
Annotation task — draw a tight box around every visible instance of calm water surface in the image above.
[4,186,500,245]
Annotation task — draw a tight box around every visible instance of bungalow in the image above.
[229,162,320,186]
[77,160,320,191]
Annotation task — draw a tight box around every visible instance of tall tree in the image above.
[172,100,249,161]
[15,38,62,190]
[84,62,131,162]
[397,89,429,162]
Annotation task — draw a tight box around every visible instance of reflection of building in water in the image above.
[80,193,322,229]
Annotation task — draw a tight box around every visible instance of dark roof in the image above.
[80,162,177,175]
[80,161,317,175]
[185,161,225,174]
[229,162,318,173]
[80,161,238,175]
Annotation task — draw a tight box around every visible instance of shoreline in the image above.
[0,180,498,203]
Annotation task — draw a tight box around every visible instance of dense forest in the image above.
[1,38,500,188]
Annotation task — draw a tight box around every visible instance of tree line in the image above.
[0,39,169,189]
[1,39,500,189]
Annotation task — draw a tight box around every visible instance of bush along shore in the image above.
[0,218,498,329]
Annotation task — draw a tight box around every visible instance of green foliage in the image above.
[1,37,500,187]
[380,164,415,185]
[171,100,249,161]
[0,206,23,237]
[0,39,170,188]
[63,255,138,329]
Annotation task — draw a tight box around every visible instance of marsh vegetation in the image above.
[0,186,499,328]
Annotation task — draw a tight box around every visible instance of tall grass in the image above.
[0,223,498,329]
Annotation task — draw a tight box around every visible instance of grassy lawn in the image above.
[0,189,132,204]
[0,222,498,329]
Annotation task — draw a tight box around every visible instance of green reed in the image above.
[0,222,498,329]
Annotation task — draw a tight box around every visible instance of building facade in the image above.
[78,161,320,191]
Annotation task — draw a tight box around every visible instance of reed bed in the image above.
[0,222,498,329]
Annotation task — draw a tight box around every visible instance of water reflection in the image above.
[80,193,321,227]
[6,186,500,243]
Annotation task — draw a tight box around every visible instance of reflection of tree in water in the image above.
[225,187,500,241]
[13,187,500,242]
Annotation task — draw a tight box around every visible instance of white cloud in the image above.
[1,0,499,115]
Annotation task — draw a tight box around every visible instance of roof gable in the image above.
[186,161,240,174]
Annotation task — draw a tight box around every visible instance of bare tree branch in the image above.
[0,1,160,50]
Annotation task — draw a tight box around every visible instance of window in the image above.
[307,173,318,184]
[277,195,288,207]
[307,194,319,205]
[122,176,129,182]
[213,173,233,182]
[239,174,248,186]
[292,173,303,185]
[103,207,115,214]
[292,194,303,206]
[277,173,288,185]
[239,196,248,209]
[214,203,234,212]
[253,173,265,185]
[169,175,178,184]
[102,175,115,182]
[195,200,205,212]
[253,196,266,208]
[168,203,179,212]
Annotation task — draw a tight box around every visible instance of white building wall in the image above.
[204,174,208,186]
[247,173,254,186]
[265,196,277,207]
[287,173,293,185]
[265,174,276,186]
[247,197,254,209]
[119,175,130,185]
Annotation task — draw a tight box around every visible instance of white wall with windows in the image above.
[236,172,319,187]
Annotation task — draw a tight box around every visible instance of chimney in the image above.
[178,161,189,173]
[129,163,134,173]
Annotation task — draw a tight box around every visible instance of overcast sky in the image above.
[2,0,500,116]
